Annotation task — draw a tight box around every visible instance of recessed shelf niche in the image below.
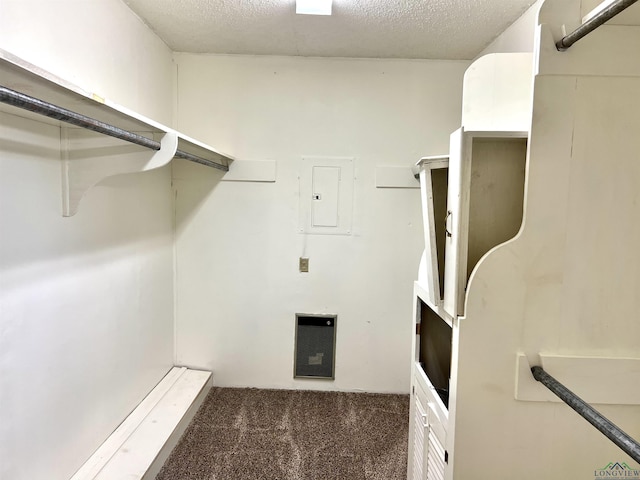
[417,299,452,408]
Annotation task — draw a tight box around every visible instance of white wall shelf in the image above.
[0,48,234,216]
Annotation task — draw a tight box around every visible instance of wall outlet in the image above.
[299,257,309,272]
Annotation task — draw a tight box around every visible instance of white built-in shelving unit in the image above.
[408,52,534,480]
[409,0,640,476]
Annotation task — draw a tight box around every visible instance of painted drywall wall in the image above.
[477,0,543,56]
[0,1,176,479]
[173,54,468,393]
[0,0,174,125]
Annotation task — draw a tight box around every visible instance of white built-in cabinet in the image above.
[408,284,451,480]
[407,53,532,480]
[411,362,448,480]
[442,129,527,319]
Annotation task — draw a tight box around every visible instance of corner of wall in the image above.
[475,0,544,58]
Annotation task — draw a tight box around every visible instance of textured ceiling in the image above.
[123,0,536,60]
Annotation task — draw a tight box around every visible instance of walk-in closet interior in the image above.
[2,0,640,479]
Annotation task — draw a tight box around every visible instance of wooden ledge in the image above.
[70,367,212,480]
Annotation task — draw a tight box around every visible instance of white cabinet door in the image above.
[409,366,450,480]
[411,396,429,480]
[443,129,527,319]
[443,128,468,319]
[418,157,449,306]
[410,392,447,480]
[425,403,446,480]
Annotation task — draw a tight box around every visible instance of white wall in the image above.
[173,54,468,393]
[477,0,543,57]
[0,0,174,125]
[0,1,176,479]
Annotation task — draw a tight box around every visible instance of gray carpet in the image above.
[156,387,409,480]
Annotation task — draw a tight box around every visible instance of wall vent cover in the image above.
[294,314,337,379]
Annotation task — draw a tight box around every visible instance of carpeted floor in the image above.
[156,387,409,480]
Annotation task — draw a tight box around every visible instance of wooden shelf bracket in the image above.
[61,128,178,217]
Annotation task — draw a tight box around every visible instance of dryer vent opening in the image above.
[294,314,336,379]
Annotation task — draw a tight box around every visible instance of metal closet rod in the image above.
[531,366,640,463]
[0,85,228,172]
[556,0,639,50]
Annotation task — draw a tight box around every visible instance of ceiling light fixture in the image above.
[296,0,332,16]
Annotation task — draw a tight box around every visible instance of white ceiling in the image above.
[123,0,536,60]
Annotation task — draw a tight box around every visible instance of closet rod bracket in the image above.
[61,128,178,217]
